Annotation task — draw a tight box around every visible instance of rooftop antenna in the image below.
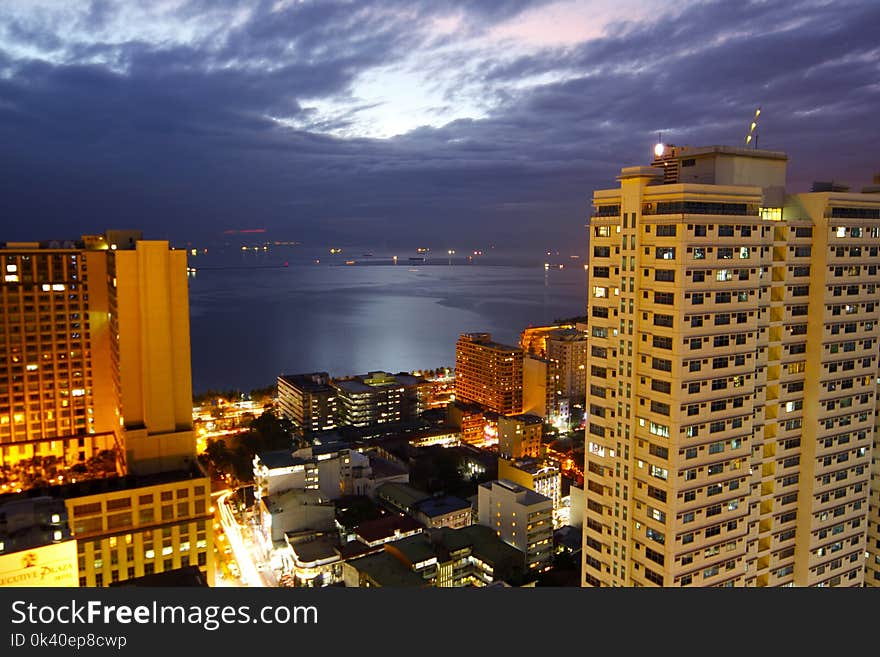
[745,107,761,149]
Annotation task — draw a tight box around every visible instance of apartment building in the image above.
[478,479,553,572]
[582,144,880,587]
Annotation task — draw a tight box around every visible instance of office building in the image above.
[333,371,426,428]
[276,372,337,436]
[477,479,553,572]
[582,143,880,587]
[455,333,523,415]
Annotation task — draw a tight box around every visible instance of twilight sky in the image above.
[1,0,878,251]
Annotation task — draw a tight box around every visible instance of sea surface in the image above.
[186,248,587,394]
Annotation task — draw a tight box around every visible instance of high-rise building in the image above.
[582,144,880,587]
[522,356,553,418]
[455,333,523,416]
[1,239,122,471]
[1,232,196,477]
[277,372,338,436]
[546,327,588,409]
[520,324,575,357]
[1,232,210,587]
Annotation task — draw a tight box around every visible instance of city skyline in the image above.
[2,1,879,250]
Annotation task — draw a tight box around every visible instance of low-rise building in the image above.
[259,489,335,545]
[353,514,423,549]
[412,496,473,530]
[343,525,526,587]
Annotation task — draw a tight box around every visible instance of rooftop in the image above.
[277,372,333,392]
[354,514,423,544]
[375,482,430,511]
[413,495,472,518]
[346,551,427,587]
[287,535,339,564]
[500,414,543,426]
[263,489,328,514]
[458,332,522,352]
[0,464,206,506]
[255,450,310,470]
[481,479,552,506]
[368,454,408,479]
[110,565,209,587]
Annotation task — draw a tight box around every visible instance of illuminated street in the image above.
[216,490,265,587]
[215,489,278,588]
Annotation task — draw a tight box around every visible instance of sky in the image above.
[1,0,878,252]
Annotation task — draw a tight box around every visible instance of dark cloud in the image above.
[0,0,877,252]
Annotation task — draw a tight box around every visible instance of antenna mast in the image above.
[745,107,761,148]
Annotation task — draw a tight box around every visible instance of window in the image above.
[656,225,677,237]
[655,269,675,282]
[650,465,669,481]
[650,400,670,416]
[649,443,669,459]
[647,486,667,503]
[655,247,676,260]
[654,291,674,305]
[653,335,672,350]
[652,357,672,372]
[651,379,671,394]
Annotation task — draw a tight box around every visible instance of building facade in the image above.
[455,334,523,416]
[276,372,337,436]
[63,467,213,587]
[582,143,880,587]
[497,414,543,459]
[333,371,426,428]
[477,479,553,572]
[0,233,197,478]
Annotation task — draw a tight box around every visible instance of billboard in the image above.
[0,540,78,587]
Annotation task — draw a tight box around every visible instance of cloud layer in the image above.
[1,0,878,250]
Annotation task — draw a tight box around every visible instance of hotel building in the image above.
[582,144,880,587]
[1,231,211,586]
[455,333,523,416]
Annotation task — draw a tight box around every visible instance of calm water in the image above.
[187,251,586,393]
